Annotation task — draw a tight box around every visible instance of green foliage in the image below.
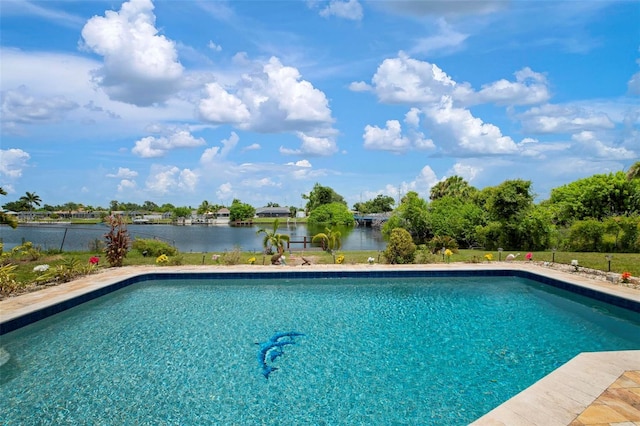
[303,183,346,212]
[429,235,459,253]
[382,191,430,243]
[353,194,395,213]
[0,263,20,296]
[132,238,178,257]
[312,227,342,252]
[229,199,256,222]
[568,219,605,252]
[428,196,486,248]
[256,219,290,254]
[383,228,417,264]
[172,206,192,219]
[548,171,640,224]
[430,176,477,201]
[36,257,94,285]
[104,215,131,267]
[307,202,355,226]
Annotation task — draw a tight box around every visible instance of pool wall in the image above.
[2,268,639,335]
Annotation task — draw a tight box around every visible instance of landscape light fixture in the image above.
[605,254,613,272]
[498,248,503,261]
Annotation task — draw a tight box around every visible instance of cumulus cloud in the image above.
[468,67,551,106]
[80,0,184,106]
[145,165,198,195]
[199,57,336,156]
[106,167,138,179]
[216,182,234,200]
[132,130,206,158]
[519,103,614,133]
[0,148,30,178]
[241,143,261,152]
[207,40,222,52]
[117,179,137,193]
[318,0,363,20]
[423,96,519,155]
[450,163,481,181]
[368,52,462,104]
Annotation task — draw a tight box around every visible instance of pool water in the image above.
[2,276,639,425]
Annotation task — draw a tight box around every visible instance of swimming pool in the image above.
[2,272,640,425]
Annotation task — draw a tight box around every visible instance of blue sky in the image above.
[1,0,638,210]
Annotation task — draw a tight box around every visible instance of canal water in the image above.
[0,223,387,253]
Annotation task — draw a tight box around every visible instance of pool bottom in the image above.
[2,276,640,425]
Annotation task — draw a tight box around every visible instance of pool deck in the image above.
[1,262,639,425]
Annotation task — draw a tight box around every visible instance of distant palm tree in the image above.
[0,187,18,228]
[256,219,290,254]
[627,161,640,181]
[19,191,42,221]
[312,227,342,252]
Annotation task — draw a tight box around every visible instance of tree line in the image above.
[2,162,639,253]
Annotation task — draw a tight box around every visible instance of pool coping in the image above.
[1,262,639,425]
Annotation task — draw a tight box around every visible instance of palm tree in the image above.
[256,219,290,254]
[627,161,640,181]
[19,191,42,221]
[312,227,342,252]
[0,187,18,228]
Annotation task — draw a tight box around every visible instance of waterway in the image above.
[0,223,387,253]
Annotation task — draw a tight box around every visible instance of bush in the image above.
[383,228,416,264]
[221,247,242,265]
[0,264,20,296]
[104,215,131,267]
[132,238,178,257]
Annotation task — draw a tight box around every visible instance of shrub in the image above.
[0,264,20,296]
[104,215,131,267]
[36,257,92,285]
[132,238,178,257]
[383,228,416,264]
[221,247,242,265]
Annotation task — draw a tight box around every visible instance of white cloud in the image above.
[450,163,481,182]
[423,96,519,155]
[216,182,234,200]
[200,132,239,164]
[363,120,410,152]
[319,0,363,20]
[80,0,184,106]
[242,143,261,152]
[199,82,251,123]
[469,67,550,106]
[286,160,312,168]
[368,52,460,104]
[198,57,336,155]
[132,130,206,158]
[207,40,222,52]
[0,148,30,178]
[628,71,640,96]
[410,18,469,56]
[117,179,137,193]
[571,131,636,160]
[1,86,78,132]
[519,103,615,133]
[280,133,338,156]
[145,165,198,195]
[348,81,371,92]
[107,167,138,179]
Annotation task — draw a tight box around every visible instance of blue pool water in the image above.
[1,276,639,425]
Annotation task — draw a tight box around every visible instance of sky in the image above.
[1,0,639,211]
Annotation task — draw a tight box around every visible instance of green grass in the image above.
[4,248,638,299]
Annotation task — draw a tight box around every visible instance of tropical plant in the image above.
[627,161,640,181]
[430,175,477,201]
[256,219,290,254]
[0,263,19,296]
[383,228,417,264]
[0,187,18,228]
[104,215,131,267]
[19,191,42,220]
[307,202,354,226]
[302,183,347,213]
[312,227,342,252]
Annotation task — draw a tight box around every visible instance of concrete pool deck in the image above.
[1,262,639,425]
